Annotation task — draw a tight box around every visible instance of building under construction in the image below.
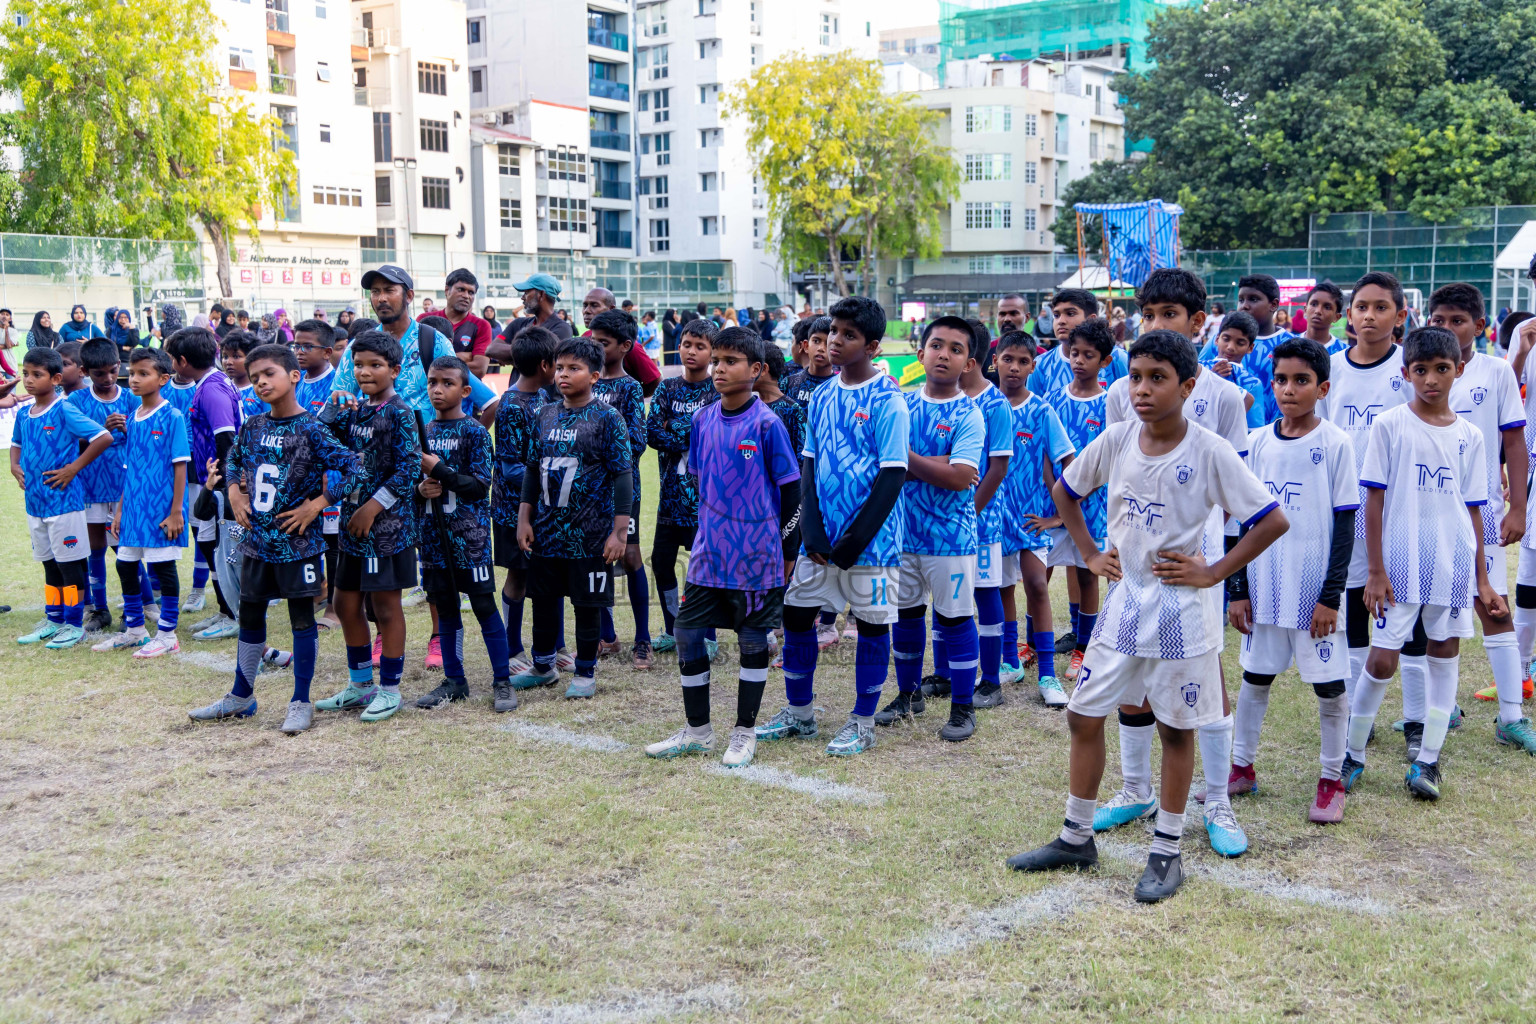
[939,0,1192,73]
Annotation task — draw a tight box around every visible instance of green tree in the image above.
[0,0,296,297]
[727,52,958,297]
[1053,0,1536,254]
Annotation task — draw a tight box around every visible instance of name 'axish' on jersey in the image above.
[1048,386,1110,540]
[120,402,192,550]
[228,411,362,562]
[1360,404,1487,608]
[1450,351,1525,546]
[1243,419,1358,631]
[492,388,543,527]
[529,400,631,559]
[803,373,910,568]
[648,375,719,527]
[902,389,984,556]
[420,417,494,570]
[968,382,1014,547]
[324,394,420,558]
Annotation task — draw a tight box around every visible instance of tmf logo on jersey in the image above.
[1343,404,1382,427]
[1124,498,1165,530]
[1416,464,1455,489]
[1266,480,1304,504]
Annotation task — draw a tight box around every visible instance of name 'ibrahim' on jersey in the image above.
[1449,351,1524,546]
[13,398,111,518]
[120,403,191,549]
[228,411,363,562]
[1062,420,1278,659]
[999,393,1074,552]
[1242,419,1358,631]
[323,394,420,558]
[647,375,719,527]
[902,389,985,556]
[1359,404,1486,608]
[528,399,632,559]
[67,384,136,504]
[1047,386,1110,540]
[803,373,910,567]
[492,388,543,527]
[420,416,494,570]
[969,382,1014,547]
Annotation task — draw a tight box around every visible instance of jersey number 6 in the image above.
[253,463,280,512]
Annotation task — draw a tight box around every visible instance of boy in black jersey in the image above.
[757,342,806,457]
[516,337,632,699]
[648,316,719,654]
[313,330,421,724]
[782,315,838,408]
[414,356,515,711]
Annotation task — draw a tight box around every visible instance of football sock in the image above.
[892,613,925,694]
[1076,611,1097,651]
[1068,602,1080,638]
[930,614,949,681]
[677,627,712,726]
[819,610,838,628]
[851,622,891,719]
[346,643,374,687]
[574,606,600,678]
[285,599,317,704]
[628,566,651,645]
[1002,619,1019,670]
[60,559,86,627]
[1346,670,1392,761]
[233,600,267,698]
[1514,592,1536,667]
[1025,615,1034,641]
[42,560,63,624]
[1346,647,1367,700]
[435,596,467,681]
[87,547,107,611]
[939,617,979,706]
[469,594,511,681]
[1232,675,1273,768]
[659,587,679,636]
[1199,714,1234,805]
[501,593,525,657]
[192,544,208,592]
[153,562,180,634]
[1315,682,1347,780]
[379,655,404,695]
[1060,794,1096,846]
[783,626,818,708]
[1119,709,1157,800]
[1420,655,1459,764]
[1033,630,1056,680]
[137,563,155,612]
[115,559,145,630]
[1400,653,1428,724]
[1485,631,1524,724]
[975,587,1003,688]
[1149,807,1185,858]
[529,597,560,671]
[599,606,617,644]
[737,628,770,728]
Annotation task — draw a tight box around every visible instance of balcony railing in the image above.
[270,73,296,96]
[589,76,630,102]
[354,85,389,106]
[588,27,629,51]
[590,129,630,151]
[595,230,632,249]
[266,10,289,32]
[595,179,632,200]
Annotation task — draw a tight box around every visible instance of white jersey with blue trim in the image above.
[1062,419,1277,659]
[1449,351,1525,546]
[1105,366,1250,455]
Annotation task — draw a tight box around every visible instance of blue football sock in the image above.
[87,548,107,611]
[379,655,404,693]
[941,619,979,705]
[1025,615,1034,641]
[192,545,208,592]
[976,587,1003,687]
[852,630,891,718]
[480,609,511,680]
[121,584,144,630]
[783,627,818,707]
[346,643,374,687]
[1034,631,1057,680]
[502,595,525,657]
[1069,602,1080,638]
[63,580,84,627]
[930,612,949,681]
[628,566,651,645]
[157,593,180,633]
[290,624,318,703]
[1076,611,1097,649]
[893,616,925,693]
[138,563,155,610]
[707,627,717,642]
[599,606,617,644]
[439,619,466,681]
[1002,619,1019,669]
[234,628,266,698]
[660,587,679,635]
[44,579,61,625]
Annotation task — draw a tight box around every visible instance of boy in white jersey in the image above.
[1227,339,1359,822]
[1006,331,1287,903]
[1432,284,1536,753]
[1505,310,1536,694]
[1344,327,1497,801]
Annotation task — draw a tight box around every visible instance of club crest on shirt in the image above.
[738,439,758,460]
[935,422,951,433]
[1317,640,1333,662]
[1390,377,1403,391]
[1471,386,1487,405]
[1193,398,1208,416]
[1310,446,1324,465]
[1181,680,1201,707]
[853,408,870,422]
[1176,464,1194,484]
[1458,438,1468,455]
[1016,430,1033,440]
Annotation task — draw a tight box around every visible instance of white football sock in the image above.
[1420,655,1459,764]
[1346,670,1391,761]
[1346,647,1367,700]
[1514,604,1536,668]
[1400,653,1428,724]
[1317,692,1348,780]
[1060,794,1096,845]
[1119,719,1155,800]
[1198,714,1234,805]
[1232,681,1271,768]
[1149,806,1185,857]
[1485,631,1526,725]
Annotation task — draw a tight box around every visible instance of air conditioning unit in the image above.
[478,112,497,124]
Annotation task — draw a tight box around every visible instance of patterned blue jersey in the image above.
[120,402,191,549]
[67,385,136,504]
[803,373,909,567]
[1030,344,1128,398]
[323,394,420,558]
[1000,393,1074,552]
[1198,355,1266,428]
[492,387,544,527]
[592,374,646,492]
[1046,386,1109,540]
[647,375,719,527]
[12,397,110,517]
[968,382,1015,546]
[903,390,985,556]
[421,416,494,571]
[228,411,362,562]
[238,383,269,421]
[529,399,631,559]
[784,369,837,410]
[294,364,338,418]
[1204,328,1293,423]
[160,378,197,418]
[766,395,806,460]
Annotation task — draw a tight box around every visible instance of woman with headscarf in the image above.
[255,313,278,344]
[337,307,355,329]
[109,308,140,362]
[273,308,294,343]
[191,313,212,331]
[157,302,185,341]
[215,308,238,338]
[28,310,62,349]
[59,303,105,343]
[756,308,774,342]
[660,308,680,366]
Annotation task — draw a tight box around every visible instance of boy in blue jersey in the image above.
[1236,274,1292,421]
[221,331,269,420]
[1203,311,1265,427]
[648,317,720,655]
[493,325,557,675]
[876,316,986,741]
[70,338,137,633]
[757,296,909,758]
[1030,289,1128,397]
[190,343,363,734]
[10,347,115,648]
[588,309,652,669]
[1043,318,1114,684]
[413,356,514,712]
[56,342,87,395]
[313,330,420,725]
[515,336,634,700]
[91,347,190,657]
[994,331,1075,706]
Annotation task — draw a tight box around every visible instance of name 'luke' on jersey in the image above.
[902,389,985,556]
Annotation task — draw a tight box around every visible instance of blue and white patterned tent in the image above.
[1072,200,1183,288]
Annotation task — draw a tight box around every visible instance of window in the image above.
[375,175,391,206]
[1055,113,1069,155]
[471,68,483,93]
[1089,131,1100,160]
[1024,113,1038,137]
[999,255,1032,272]
[315,61,331,82]
[421,176,450,209]
[967,256,992,274]
[372,112,392,162]
[498,144,520,176]
[753,217,762,238]
[698,83,720,103]
[650,218,670,252]
[548,196,588,233]
[641,132,672,165]
[639,44,670,81]
[963,105,1010,133]
[419,118,449,153]
[311,184,363,207]
[467,19,481,43]
[819,12,838,46]
[639,1,668,37]
[701,216,717,236]
[640,175,669,208]
[315,0,326,16]
[1024,161,1037,184]
[698,128,720,148]
[700,172,716,192]
[963,153,1011,182]
[318,123,331,143]
[228,46,254,70]
[1024,208,1037,231]
[360,228,397,259]
[750,44,760,66]
[417,61,447,95]
[640,88,670,122]
[963,201,1011,230]
[499,198,522,228]
[546,146,586,181]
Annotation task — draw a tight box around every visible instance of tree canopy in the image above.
[1055,0,1536,254]
[0,0,296,295]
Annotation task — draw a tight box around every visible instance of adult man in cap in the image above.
[418,267,493,377]
[485,272,572,367]
[581,286,661,397]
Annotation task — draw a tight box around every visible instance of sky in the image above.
[873,0,943,30]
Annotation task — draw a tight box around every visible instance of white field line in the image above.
[706,763,887,806]
[495,984,742,1024]
[177,650,238,675]
[1099,841,1394,915]
[905,880,1096,955]
[498,722,630,753]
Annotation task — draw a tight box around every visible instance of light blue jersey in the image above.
[238,382,269,421]
[902,389,985,556]
[67,385,136,504]
[1000,393,1074,552]
[120,402,191,549]
[160,377,197,418]
[1046,386,1108,541]
[1030,343,1128,398]
[803,373,909,567]
[969,382,1015,547]
[1198,355,1266,429]
[12,397,110,518]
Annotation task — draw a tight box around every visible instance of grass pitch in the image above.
[4,468,1536,1024]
